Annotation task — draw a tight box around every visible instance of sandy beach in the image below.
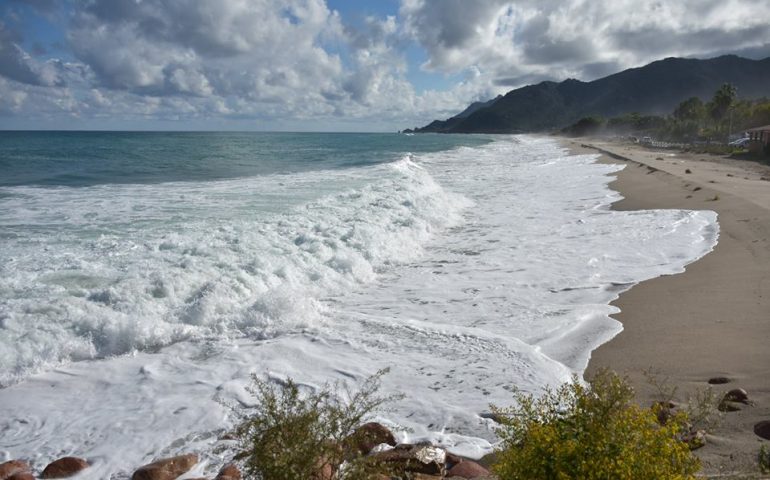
[565,138,770,476]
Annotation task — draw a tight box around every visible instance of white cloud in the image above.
[401,0,770,87]
[1,0,768,129]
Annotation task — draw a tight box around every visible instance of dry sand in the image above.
[565,138,770,477]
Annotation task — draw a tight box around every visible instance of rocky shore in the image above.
[0,422,496,480]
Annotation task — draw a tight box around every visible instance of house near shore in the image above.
[747,124,770,156]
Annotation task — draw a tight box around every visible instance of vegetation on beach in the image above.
[759,444,770,475]
[232,368,705,479]
[233,369,400,480]
[490,370,701,480]
[562,83,770,150]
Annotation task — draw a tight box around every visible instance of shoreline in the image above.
[565,138,770,476]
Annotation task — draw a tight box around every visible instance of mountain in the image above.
[411,55,770,134]
[455,95,503,118]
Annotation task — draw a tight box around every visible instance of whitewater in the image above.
[0,134,718,478]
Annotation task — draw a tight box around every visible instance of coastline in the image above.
[565,138,770,476]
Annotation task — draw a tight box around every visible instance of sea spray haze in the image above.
[0,133,717,478]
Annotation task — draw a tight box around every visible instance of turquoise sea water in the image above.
[0,131,491,187]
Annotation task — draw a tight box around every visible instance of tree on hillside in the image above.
[708,83,737,139]
[673,97,705,123]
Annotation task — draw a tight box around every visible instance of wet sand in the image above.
[566,138,770,476]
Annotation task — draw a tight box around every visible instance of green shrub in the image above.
[491,370,701,480]
[760,444,770,474]
[234,369,400,480]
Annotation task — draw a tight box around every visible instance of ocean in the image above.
[0,132,718,478]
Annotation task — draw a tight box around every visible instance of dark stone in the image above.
[215,464,241,480]
[446,459,491,478]
[707,376,730,385]
[718,400,741,412]
[132,454,199,480]
[723,388,749,404]
[7,474,35,480]
[0,460,31,480]
[478,412,504,423]
[754,420,770,440]
[41,456,90,478]
[349,422,397,455]
[371,443,446,476]
[445,452,464,469]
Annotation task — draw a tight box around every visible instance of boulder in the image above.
[723,388,749,404]
[707,376,730,385]
[348,423,397,455]
[754,420,770,440]
[445,452,464,469]
[447,459,491,478]
[132,454,198,480]
[0,461,31,480]
[215,464,241,480]
[7,474,35,480]
[371,443,446,476]
[41,456,89,478]
[718,400,741,412]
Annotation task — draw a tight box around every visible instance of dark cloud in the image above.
[523,37,596,65]
[611,24,770,57]
[495,73,557,87]
[402,0,510,49]
[0,21,61,86]
[579,61,623,81]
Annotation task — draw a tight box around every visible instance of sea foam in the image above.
[0,135,717,478]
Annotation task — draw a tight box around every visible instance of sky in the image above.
[1,0,769,131]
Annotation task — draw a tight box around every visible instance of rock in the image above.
[7,474,35,480]
[132,454,198,480]
[755,420,770,440]
[445,452,464,468]
[723,388,749,404]
[478,412,504,423]
[685,169,692,174]
[371,443,446,476]
[215,464,241,480]
[349,422,397,455]
[718,400,741,412]
[707,376,730,385]
[0,460,31,480]
[446,459,491,478]
[41,456,89,478]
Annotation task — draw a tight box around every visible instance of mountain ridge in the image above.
[410,55,770,134]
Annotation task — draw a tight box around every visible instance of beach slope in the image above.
[568,139,770,476]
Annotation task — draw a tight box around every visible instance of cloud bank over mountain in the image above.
[1,0,768,130]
